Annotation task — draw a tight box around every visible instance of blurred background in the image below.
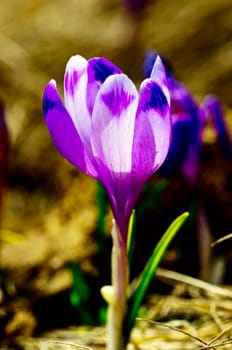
[0,0,232,342]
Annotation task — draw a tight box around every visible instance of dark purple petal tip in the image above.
[43,83,66,120]
[88,57,122,84]
[143,50,173,79]
[140,80,168,114]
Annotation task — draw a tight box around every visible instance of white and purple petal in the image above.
[132,78,171,181]
[91,73,138,175]
[64,55,92,151]
[43,80,97,178]
[90,73,139,239]
[87,57,122,115]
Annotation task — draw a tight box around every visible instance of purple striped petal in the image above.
[64,55,92,152]
[91,74,138,175]
[90,73,139,240]
[43,80,97,178]
[87,57,122,115]
[132,77,171,180]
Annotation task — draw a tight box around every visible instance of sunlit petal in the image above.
[132,77,171,180]
[43,80,97,178]
[87,57,122,115]
[64,55,91,150]
[91,73,138,174]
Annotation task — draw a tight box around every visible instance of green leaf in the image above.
[127,210,136,269]
[68,262,90,305]
[123,212,189,345]
[69,262,97,325]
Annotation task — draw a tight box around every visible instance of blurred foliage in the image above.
[0,0,231,230]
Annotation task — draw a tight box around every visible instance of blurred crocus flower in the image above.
[122,0,154,14]
[160,77,204,183]
[201,95,232,160]
[43,55,171,241]
[0,101,9,209]
[144,52,204,184]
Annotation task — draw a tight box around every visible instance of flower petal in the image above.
[43,80,97,178]
[87,57,122,115]
[64,55,91,151]
[159,120,192,178]
[202,95,232,160]
[166,77,202,183]
[150,55,170,106]
[91,73,138,175]
[132,78,171,180]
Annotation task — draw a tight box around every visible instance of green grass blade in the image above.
[123,212,189,345]
[127,210,136,269]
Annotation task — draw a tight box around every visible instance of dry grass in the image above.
[11,268,232,350]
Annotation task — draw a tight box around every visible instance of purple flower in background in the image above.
[0,101,9,208]
[43,55,171,241]
[122,0,154,14]
[201,95,232,160]
[144,52,204,184]
[160,77,204,183]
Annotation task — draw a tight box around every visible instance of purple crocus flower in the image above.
[144,52,204,184]
[201,95,232,160]
[160,77,204,184]
[0,101,9,209]
[43,55,171,241]
[122,0,154,14]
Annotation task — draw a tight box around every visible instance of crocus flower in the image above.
[160,77,204,184]
[122,0,154,14]
[144,51,204,184]
[43,55,171,241]
[201,95,232,160]
[0,101,9,209]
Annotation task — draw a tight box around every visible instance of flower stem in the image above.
[107,220,129,350]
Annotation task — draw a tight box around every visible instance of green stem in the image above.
[107,220,128,350]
